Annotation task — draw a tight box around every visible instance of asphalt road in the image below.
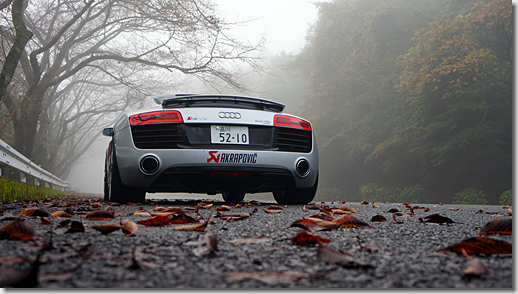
[0,194,513,289]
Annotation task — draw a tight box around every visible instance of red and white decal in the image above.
[207,151,257,164]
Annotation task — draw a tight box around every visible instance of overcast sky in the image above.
[215,0,322,54]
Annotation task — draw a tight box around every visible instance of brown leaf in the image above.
[284,218,339,232]
[215,206,232,211]
[290,231,331,246]
[229,236,270,244]
[370,214,387,222]
[0,253,41,287]
[437,237,512,255]
[21,208,50,218]
[333,214,375,228]
[65,221,85,234]
[174,215,211,231]
[267,205,283,210]
[131,211,151,217]
[338,206,358,213]
[83,210,114,220]
[418,212,455,224]
[226,271,311,286]
[50,211,71,218]
[137,215,171,227]
[461,249,490,280]
[0,219,36,242]
[217,213,250,221]
[90,223,122,235]
[316,244,373,269]
[507,208,512,216]
[170,214,199,224]
[192,231,218,257]
[121,220,138,237]
[476,219,512,236]
[262,209,282,214]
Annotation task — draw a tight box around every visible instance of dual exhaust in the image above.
[139,155,311,178]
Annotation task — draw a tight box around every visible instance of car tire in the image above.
[273,175,318,205]
[104,142,146,204]
[222,191,246,204]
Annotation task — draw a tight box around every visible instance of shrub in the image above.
[0,177,67,203]
[452,187,488,205]
[499,190,512,206]
[397,184,428,204]
[359,183,400,203]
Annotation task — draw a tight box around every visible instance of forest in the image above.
[286,0,512,204]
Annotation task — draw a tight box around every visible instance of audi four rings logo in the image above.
[218,111,241,119]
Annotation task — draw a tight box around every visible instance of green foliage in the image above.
[397,184,429,204]
[315,187,346,202]
[499,190,512,206]
[452,187,489,205]
[0,177,66,203]
[359,183,400,203]
[292,0,512,203]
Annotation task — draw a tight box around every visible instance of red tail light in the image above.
[274,115,312,131]
[129,111,183,125]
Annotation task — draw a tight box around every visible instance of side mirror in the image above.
[102,127,114,137]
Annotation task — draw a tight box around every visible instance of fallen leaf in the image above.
[461,249,490,280]
[229,236,270,244]
[121,220,138,237]
[65,221,85,234]
[316,244,373,269]
[39,217,51,225]
[215,206,232,211]
[370,215,387,222]
[50,211,71,218]
[131,211,151,217]
[262,209,282,214]
[0,253,41,287]
[267,205,283,210]
[338,206,358,213]
[21,208,50,218]
[170,214,199,224]
[83,210,114,220]
[175,215,211,231]
[226,271,311,286]
[90,223,122,235]
[0,219,36,242]
[284,218,338,232]
[507,209,512,216]
[290,231,331,246]
[137,215,171,227]
[476,219,512,236]
[333,214,375,228]
[418,213,455,224]
[192,231,218,257]
[437,237,512,255]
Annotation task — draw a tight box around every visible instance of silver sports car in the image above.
[102,94,318,204]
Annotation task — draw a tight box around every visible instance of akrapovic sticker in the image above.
[207,151,257,163]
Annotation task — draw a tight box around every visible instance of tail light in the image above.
[129,111,183,125]
[274,115,312,131]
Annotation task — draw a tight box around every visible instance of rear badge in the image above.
[207,151,257,164]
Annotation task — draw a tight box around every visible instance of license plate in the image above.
[211,125,249,145]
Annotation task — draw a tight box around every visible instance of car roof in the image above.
[152,94,286,113]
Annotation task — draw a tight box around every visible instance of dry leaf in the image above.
[121,220,138,237]
[316,244,373,269]
[131,211,151,217]
[370,214,387,222]
[21,208,50,218]
[192,231,218,257]
[175,215,211,231]
[461,249,490,280]
[418,213,455,224]
[333,214,375,228]
[437,237,512,255]
[290,231,331,246]
[137,215,171,227]
[229,236,270,244]
[65,221,85,234]
[90,223,122,235]
[50,211,71,218]
[338,206,358,213]
[83,210,114,220]
[226,271,311,286]
[0,219,36,242]
[476,219,512,236]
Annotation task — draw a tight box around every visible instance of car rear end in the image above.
[110,94,318,204]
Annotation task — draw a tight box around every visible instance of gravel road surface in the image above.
[0,194,513,289]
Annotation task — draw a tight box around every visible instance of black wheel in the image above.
[104,141,146,204]
[222,191,246,204]
[273,175,318,205]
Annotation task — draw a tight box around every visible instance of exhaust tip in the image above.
[140,155,159,175]
[295,159,310,177]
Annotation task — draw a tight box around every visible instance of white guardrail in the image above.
[0,139,70,192]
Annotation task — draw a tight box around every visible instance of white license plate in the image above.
[211,125,249,145]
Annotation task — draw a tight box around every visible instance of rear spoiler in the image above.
[152,94,286,113]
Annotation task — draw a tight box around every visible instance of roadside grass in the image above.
[0,177,69,203]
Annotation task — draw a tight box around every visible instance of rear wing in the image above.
[152,94,286,113]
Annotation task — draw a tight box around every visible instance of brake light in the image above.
[274,115,312,131]
[129,111,183,125]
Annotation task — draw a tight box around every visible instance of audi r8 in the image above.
[102,94,318,204]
